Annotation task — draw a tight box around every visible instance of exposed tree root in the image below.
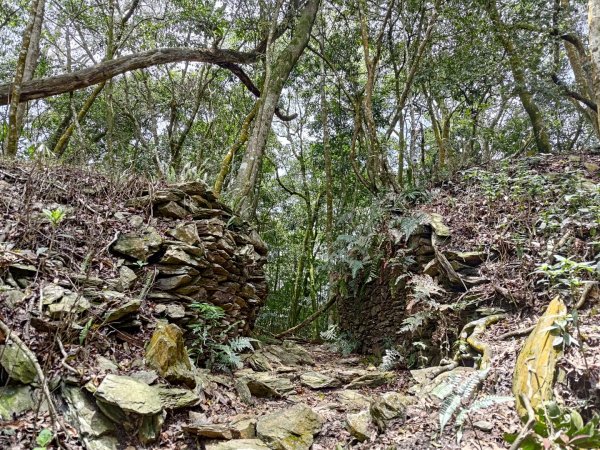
[455,314,506,369]
[575,280,598,310]
[498,324,535,340]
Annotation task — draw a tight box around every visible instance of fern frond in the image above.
[228,336,254,353]
[379,349,402,371]
[455,395,513,429]
[440,394,462,431]
[400,311,427,332]
[430,374,461,400]
[79,318,93,345]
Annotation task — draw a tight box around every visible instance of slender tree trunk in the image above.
[589,0,600,134]
[485,0,551,154]
[4,0,42,157]
[231,0,320,219]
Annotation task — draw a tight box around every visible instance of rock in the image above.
[94,374,162,416]
[138,412,165,444]
[184,423,234,439]
[238,371,294,398]
[103,299,140,323]
[0,344,37,384]
[206,439,270,450]
[165,303,186,319]
[160,246,204,267]
[119,266,137,290]
[96,356,119,373]
[336,390,372,412]
[130,370,159,385]
[62,386,116,450]
[111,228,162,262]
[256,404,322,450]
[513,297,567,418]
[344,371,394,389]
[167,223,201,245]
[0,385,35,420]
[300,371,340,389]
[235,378,254,405]
[157,201,189,219]
[345,410,372,442]
[584,162,600,174]
[42,283,65,304]
[473,420,494,432]
[444,250,488,266]
[155,274,193,291]
[145,323,195,387]
[47,292,91,318]
[156,386,199,409]
[369,392,408,431]
[248,342,314,371]
[230,415,257,439]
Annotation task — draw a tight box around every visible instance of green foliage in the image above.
[536,256,597,293]
[543,314,579,350]
[79,318,93,345]
[378,348,403,371]
[319,324,358,356]
[187,302,253,371]
[42,207,66,227]
[33,428,53,450]
[504,402,600,449]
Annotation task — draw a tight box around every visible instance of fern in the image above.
[400,311,427,333]
[455,395,513,443]
[228,336,254,353]
[440,394,462,431]
[398,213,427,241]
[379,349,402,371]
[79,318,93,345]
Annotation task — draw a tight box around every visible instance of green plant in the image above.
[379,348,402,371]
[505,402,600,449]
[33,428,53,450]
[544,314,579,349]
[432,368,513,442]
[320,324,358,356]
[187,302,253,371]
[42,207,65,227]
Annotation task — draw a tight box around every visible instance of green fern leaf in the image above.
[440,394,462,431]
[455,395,513,429]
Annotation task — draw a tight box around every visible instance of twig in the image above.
[509,394,537,450]
[56,336,80,376]
[575,281,598,310]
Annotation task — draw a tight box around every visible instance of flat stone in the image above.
[111,228,162,262]
[155,274,193,291]
[0,385,35,420]
[145,323,195,387]
[444,250,488,266]
[42,283,65,304]
[346,409,372,442]
[62,386,115,440]
[156,386,199,409]
[184,423,233,439]
[47,293,90,318]
[473,420,494,432]
[129,370,159,385]
[96,356,119,373]
[206,439,270,450]
[237,371,294,398]
[119,266,137,290]
[103,299,140,323]
[160,246,204,267]
[165,303,186,319]
[300,371,340,389]
[94,374,162,416]
[167,223,200,245]
[157,201,189,219]
[336,390,372,412]
[230,415,257,439]
[256,404,322,450]
[344,371,394,389]
[0,344,37,384]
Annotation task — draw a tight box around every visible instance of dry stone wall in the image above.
[110,181,268,338]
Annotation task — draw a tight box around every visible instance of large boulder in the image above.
[256,404,322,450]
[346,409,372,442]
[111,227,162,262]
[0,385,36,420]
[0,343,37,384]
[145,323,195,387]
[369,392,408,431]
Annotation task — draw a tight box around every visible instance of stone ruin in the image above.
[337,213,491,359]
[108,181,269,338]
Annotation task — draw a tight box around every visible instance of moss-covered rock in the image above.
[145,323,195,387]
[256,404,322,450]
[0,344,37,384]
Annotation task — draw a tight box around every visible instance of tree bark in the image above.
[589,0,600,134]
[485,0,551,154]
[4,0,42,157]
[0,47,260,106]
[231,0,321,219]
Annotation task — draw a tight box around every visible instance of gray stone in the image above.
[183,423,233,439]
[47,292,91,318]
[155,274,192,291]
[237,370,294,398]
[111,228,162,262]
[369,392,408,431]
[157,201,189,219]
[346,409,372,442]
[336,390,372,412]
[0,344,37,384]
[119,266,137,290]
[344,371,394,389]
[96,356,119,373]
[300,371,340,389]
[0,385,35,419]
[42,283,65,304]
[156,386,199,409]
[167,223,200,245]
[229,415,257,439]
[473,420,494,432]
[94,374,162,416]
[256,404,322,450]
[165,303,186,319]
[160,246,203,267]
[62,386,115,441]
[103,299,140,323]
[206,439,270,450]
[130,370,159,385]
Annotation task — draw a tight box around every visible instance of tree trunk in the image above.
[231,0,320,219]
[4,0,42,157]
[589,0,600,134]
[485,0,551,154]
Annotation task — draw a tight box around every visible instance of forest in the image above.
[0,0,599,449]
